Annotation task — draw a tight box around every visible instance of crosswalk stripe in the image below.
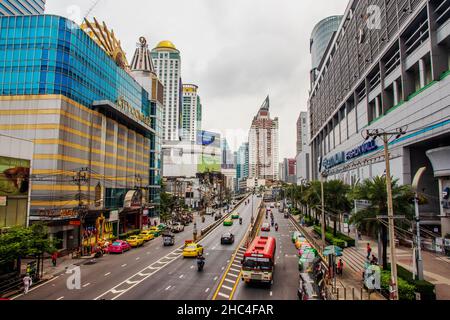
[218,292,230,299]
[222,285,233,291]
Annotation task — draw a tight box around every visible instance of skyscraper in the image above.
[181,84,202,142]
[151,41,182,141]
[0,0,45,16]
[249,96,279,181]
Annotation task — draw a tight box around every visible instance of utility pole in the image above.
[363,127,407,300]
[320,172,327,252]
[73,167,89,256]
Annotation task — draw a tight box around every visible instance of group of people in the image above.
[366,243,379,265]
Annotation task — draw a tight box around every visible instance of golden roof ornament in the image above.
[81,17,129,70]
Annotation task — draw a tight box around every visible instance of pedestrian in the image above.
[366,243,372,260]
[337,259,344,275]
[51,251,58,267]
[23,274,32,295]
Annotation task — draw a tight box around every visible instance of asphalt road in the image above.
[116,196,262,300]
[15,196,260,300]
[232,205,299,300]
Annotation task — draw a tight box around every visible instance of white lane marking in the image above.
[228,273,239,278]
[136,257,140,260]
[221,266,225,270]
[165,286,171,291]
[206,253,210,256]
[214,276,218,281]
[57,296,64,300]
[205,288,210,293]
[190,265,194,269]
[270,291,273,296]
[224,278,235,284]
[179,275,184,279]
[11,276,60,300]
[222,285,233,291]
[82,283,91,288]
[212,246,217,250]
[104,272,111,276]
[230,268,240,273]
[232,263,241,268]
[121,264,127,267]
[218,292,230,299]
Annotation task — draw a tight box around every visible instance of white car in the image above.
[171,223,185,233]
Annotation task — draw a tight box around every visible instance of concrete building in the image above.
[0,134,33,230]
[282,158,297,184]
[0,0,45,16]
[0,15,161,249]
[249,96,279,181]
[308,0,450,236]
[151,41,182,141]
[236,142,249,192]
[297,112,308,154]
[181,84,202,142]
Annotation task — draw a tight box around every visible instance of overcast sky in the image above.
[46,0,348,159]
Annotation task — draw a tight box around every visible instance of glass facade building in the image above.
[310,15,342,71]
[0,0,45,16]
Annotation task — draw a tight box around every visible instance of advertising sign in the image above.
[0,156,30,196]
[196,131,221,148]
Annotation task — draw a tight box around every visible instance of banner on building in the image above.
[0,156,30,196]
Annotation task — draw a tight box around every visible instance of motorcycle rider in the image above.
[197,253,206,271]
[239,217,243,225]
[275,223,279,231]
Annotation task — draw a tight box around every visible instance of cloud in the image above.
[45,0,348,160]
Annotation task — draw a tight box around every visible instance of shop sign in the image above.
[346,140,378,161]
[37,209,79,218]
[143,209,149,216]
[116,96,151,128]
[69,220,81,226]
[0,196,6,207]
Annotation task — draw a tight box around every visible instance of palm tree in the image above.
[349,176,414,269]
[324,180,351,236]
[302,181,322,225]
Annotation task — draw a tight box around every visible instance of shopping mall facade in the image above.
[0,14,162,250]
[308,0,450,235]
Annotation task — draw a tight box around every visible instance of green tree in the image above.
[0,223,58,277]
[349,176,414,269]
[324,180,351,236]
[159,191,175,223]
[302,181,322,225]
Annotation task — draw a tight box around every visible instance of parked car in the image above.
[108,240,132,254]
[221,233,235,245]
[140,230,155,241]
[126,235,145,247]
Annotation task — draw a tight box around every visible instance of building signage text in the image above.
[116,96,151,128]
[322,140,378,170]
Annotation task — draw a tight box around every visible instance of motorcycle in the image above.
[275,224,279,232]
[239,218,243,225]
[197,258,205,271]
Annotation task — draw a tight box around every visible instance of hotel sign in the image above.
[322,140,378,170]
[116,96,152,128]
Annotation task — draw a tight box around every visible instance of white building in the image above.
[151,41,182,141]
[296,111,312,183]
[181,84,202,142]
[249,96,279,181]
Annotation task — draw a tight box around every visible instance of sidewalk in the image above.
[346,229,450,300]
[293,216,385,300]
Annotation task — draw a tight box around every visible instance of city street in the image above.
[232,206,299,300]
[13,196,261,300]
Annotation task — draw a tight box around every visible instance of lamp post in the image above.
[412,167,426,281]
[320,172,328,252]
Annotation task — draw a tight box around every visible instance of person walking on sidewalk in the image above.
[51,251,58,267]
[23,274,32,295]
[366,243,372,260]
[370,255,378,265]
[336,259,344,275]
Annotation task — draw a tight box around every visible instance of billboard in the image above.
[196,130,221,148]
[198,154,221,173]
[0,156,30,196]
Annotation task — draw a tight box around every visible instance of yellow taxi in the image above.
[126,235,145,247]
[182,241,204,258]
[139,230,155,241]
[148,227,161,237]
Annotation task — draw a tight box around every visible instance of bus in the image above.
[241,236,276,285]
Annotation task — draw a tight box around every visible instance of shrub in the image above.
[313,226,354,248]
[385,264,436,300]
[380,270,416,300]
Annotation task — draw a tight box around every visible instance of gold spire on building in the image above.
[81,18,129,70]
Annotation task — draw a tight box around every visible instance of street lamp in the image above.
[412,167,426,281]
[320,171,328,252]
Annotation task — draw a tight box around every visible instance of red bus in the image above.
[241,236,276,285]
